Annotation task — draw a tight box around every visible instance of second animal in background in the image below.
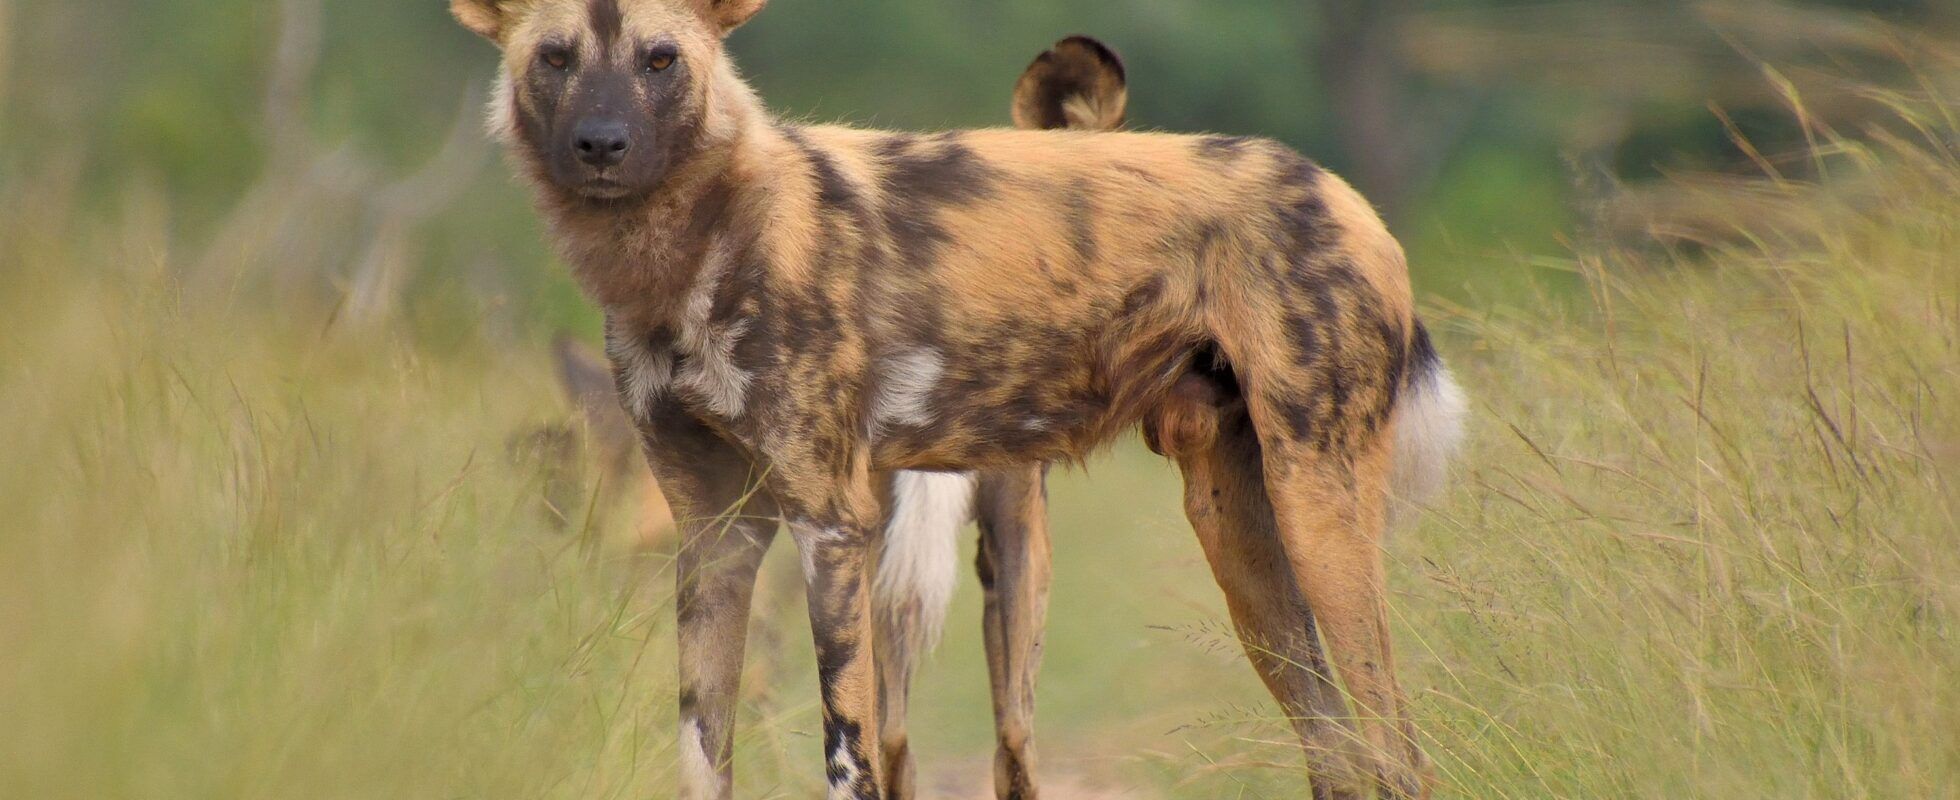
[519,36,1129,798]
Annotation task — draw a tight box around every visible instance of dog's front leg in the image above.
[627,399,778,800]
[781,468,886,800]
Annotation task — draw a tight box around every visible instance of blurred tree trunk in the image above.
[1315,0,1422,218]
[193,0,484,330]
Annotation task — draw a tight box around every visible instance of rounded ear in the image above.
[1012,36,1129,132]
[704,0,768,36]
[451,0,509,42]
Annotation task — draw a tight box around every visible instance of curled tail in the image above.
[1390,321,1469,524]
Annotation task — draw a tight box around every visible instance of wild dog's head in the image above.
[452,0,766,202]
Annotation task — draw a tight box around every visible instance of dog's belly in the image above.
[857,264,1204,472]
[865,325,1177,471]
[870,396,1097,472]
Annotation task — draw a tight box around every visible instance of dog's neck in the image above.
[538,57,778,332]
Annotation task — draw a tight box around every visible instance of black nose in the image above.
[573,119,630,167]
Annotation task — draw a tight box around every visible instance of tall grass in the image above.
[1,69,1955,800]
[0,177,739,798]
[1399,82,1959,799]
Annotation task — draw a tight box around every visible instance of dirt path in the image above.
[919,758,1151,800]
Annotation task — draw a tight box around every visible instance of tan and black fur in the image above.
[454,2,1465,797]
[501,35,1128,799]
[506,40,1132,798]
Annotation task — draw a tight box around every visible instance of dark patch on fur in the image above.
[994,744,1037,800]
[683,177,735,244]
[873,313,1105,469]
[783,126,861,214]
[642,56,703,193]
[1276,398,1319,447]
[813,631,859,689]
[514,48,574,162]
[776,293,845,353]
[1196,135,1254,161]
[1408,320,1440,382]
[588,0,623,55]
[1118,275,1166,317]
[1277,197,1338,260]
[1275,150,1326,188]
[803,537,878,797]
[777,127,883,369]
[876,134,1000,267]
[1153,217,1224,261]
[822,719,879,797]
[1285,309,1323,370]
[1098,327,1200,434]
[1263,158,1409,452]
[1062,178,1099,266]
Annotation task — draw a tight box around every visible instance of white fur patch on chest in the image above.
[673,240,754,420]
[604,323,674,424]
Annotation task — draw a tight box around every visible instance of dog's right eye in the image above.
[539,47,572,70]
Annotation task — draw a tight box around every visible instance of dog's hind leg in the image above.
[974,465,1053,800]
[1162,401,1358,800]
[1242,400,1427,799]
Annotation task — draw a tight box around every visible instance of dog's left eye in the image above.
[647,51,676,72]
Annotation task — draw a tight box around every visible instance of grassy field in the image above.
[3,82,1957,800]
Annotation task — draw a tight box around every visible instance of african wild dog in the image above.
[512,40,1128,797]
[517,35,1128,554]
[452,0,1466,797]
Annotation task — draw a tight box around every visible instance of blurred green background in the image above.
[7,0,1951,338]
[3,3,1957,798]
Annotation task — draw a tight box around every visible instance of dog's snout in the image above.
[573,119,631,167]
